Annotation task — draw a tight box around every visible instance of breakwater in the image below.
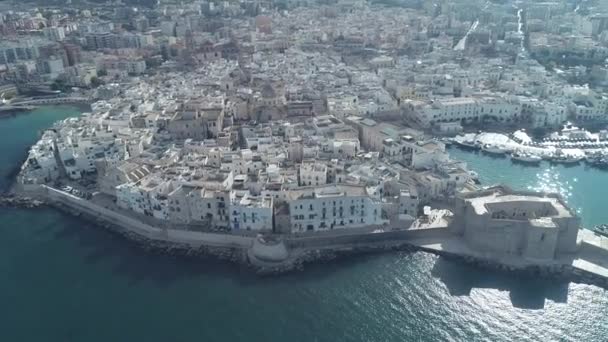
[0,194,45,208]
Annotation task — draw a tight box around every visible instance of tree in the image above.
[90,76,103,88]
[51,79,69,92]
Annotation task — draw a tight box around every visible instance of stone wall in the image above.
[43,185,253,249]
[285,227,449,249]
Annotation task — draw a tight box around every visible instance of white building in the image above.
[412,96,521,127]
[287,185,387,232]
[229,191,274,231]
[321,138,360,159]
[299,160,327,186]
[398,189,419,217]
[531,103,568,128]
[569,93,608,122]
[43,27,65,41]
[96,56,147,75]
[116,178,171,220]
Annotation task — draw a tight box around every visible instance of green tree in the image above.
[51,79,69,92]
[90,76,103,88]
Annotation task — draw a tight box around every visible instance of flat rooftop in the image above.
[466,192,573,219]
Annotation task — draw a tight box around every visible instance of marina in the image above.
[510,151,542,164]
[451,125,608,169]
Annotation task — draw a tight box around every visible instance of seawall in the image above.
[13,185,608,286]
[43,185,254,263]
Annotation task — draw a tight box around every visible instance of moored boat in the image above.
[593,224,608,237]
[551,155,584,164]
[468,170,480,184]
[510,151,542,164]
[481,144,508,155]
[588,157,608,169]
[454,139,478,149]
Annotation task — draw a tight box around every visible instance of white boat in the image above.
[440,137,454,145]
[454,138,478,149]
[541,153,554,160]
[510,152,542,163]
[468,170,480,184]
[481,144,508,155]
[551,155,584,164]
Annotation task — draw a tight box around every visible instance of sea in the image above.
[1,106,607,342]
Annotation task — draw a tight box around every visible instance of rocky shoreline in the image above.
[0,193,45,209]
[52,201,248,264]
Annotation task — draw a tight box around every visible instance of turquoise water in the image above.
[0,106,87,190]
[447,147,608,228]
[1,108,608,341]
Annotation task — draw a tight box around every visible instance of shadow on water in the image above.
[431,257,569,309]
[48,208,400,287]
[480,152,508,159]
[47,210,260,288]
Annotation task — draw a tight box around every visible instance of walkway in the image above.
[11,96,90,106]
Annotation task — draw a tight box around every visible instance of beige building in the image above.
[167,100,224,140]
[451,186,580,261]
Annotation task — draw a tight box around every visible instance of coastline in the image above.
[7,184,608,288]
[0,100,92,120]
[5,105,608,287]
[47,193,608,287]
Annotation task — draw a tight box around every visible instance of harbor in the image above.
[4,108,608,342]
[450,124,608,168]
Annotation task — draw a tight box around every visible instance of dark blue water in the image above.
[1,108,607,341]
